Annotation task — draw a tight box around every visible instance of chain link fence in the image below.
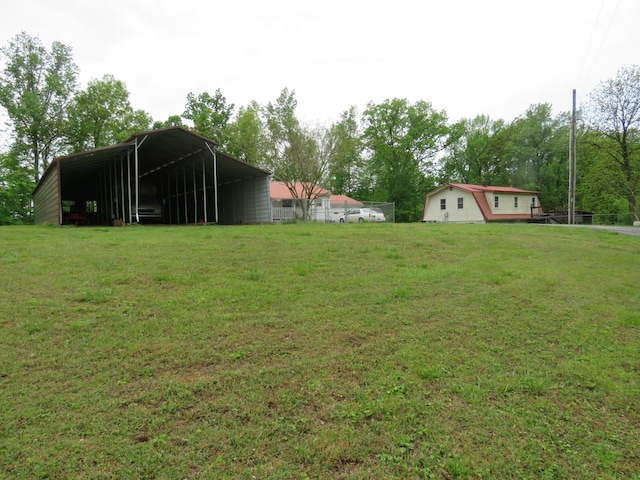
[591,213,639,226]
[535,211,639,226]
[360,201,396,223]
[329,201,395,223]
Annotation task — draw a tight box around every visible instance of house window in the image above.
[440,199,446,210]
[531,197,536,207]
[514,196,519,208]
[457,197,463,209]
[494,196,499,208]
[283,199,292,208]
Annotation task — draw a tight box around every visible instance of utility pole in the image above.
[568,89,577,225]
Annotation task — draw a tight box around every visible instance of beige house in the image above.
[421,183,543,223]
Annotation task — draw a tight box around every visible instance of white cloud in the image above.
[1,0,639,126]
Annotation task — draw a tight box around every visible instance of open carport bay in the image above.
[33,127,272,226]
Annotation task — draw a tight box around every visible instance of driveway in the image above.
[542,224,640,237]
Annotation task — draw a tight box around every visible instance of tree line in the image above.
[1,32,639,224]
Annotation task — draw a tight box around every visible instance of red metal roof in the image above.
[269,181,363,208]
[269,181,329,200]
[447,183,540,195]
[329,194,362,207]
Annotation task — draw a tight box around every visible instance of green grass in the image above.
[1,222,639,479]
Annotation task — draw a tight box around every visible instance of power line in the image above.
[577,0,623,94]
[576,0,606,88]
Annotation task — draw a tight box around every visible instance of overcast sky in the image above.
[2,0,639,127]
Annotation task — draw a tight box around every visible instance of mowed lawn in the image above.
[1,223,639,479]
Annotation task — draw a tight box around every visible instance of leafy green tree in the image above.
[226,101,264,163]
[584,65,640,220]
[152,115,186,130]
[509,103,564,191]
[577,128,632,221]
[439,115,511,186]
[361,98,448,222]
[263,88,299,165]
[441,106,572,211]
[0,32,78,182]
[326,106,364,197]
[533,112,570,211]
[0,150,33,224]
[182,89,234,149]
[66,74,151,151]
[263,88,328,220]
[118,108,152,141]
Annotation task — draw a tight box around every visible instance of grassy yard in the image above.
[0,222,639,479]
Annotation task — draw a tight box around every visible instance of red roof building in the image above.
[269,181,330,200]
[328,194,363,208]
[421,183,543,223]
[269,181,362,222]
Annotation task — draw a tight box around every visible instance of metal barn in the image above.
[33,127,272,226]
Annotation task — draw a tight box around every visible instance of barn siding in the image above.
[231,181,245,224]
[217,176,272,225]
[218,183,232,224]
[254,176,272,223]
[424,189,483,223]
[483,192,539,215]
[243,178,257,224]
[33,162,60,225]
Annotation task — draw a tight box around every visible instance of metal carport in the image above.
[33,127,272,225]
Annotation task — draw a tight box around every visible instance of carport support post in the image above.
[134,138,140,223]
[132,135,148,223]
[109,162,115,222]
[175,174,180,224]
[205,143,219,224]
[120,157,125,223]
[127,150,132,224]
[183,166,188,224]
[192,163,197,224]
[103,168,109,222]
[166,173,172,224]
[202,155,208,224]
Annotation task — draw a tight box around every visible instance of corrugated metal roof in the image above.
[32,127,275,225]
[34,127,271,198]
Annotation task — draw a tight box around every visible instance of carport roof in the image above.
[35,126,270,194]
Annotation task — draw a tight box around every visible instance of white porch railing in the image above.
[272,207,297,221]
